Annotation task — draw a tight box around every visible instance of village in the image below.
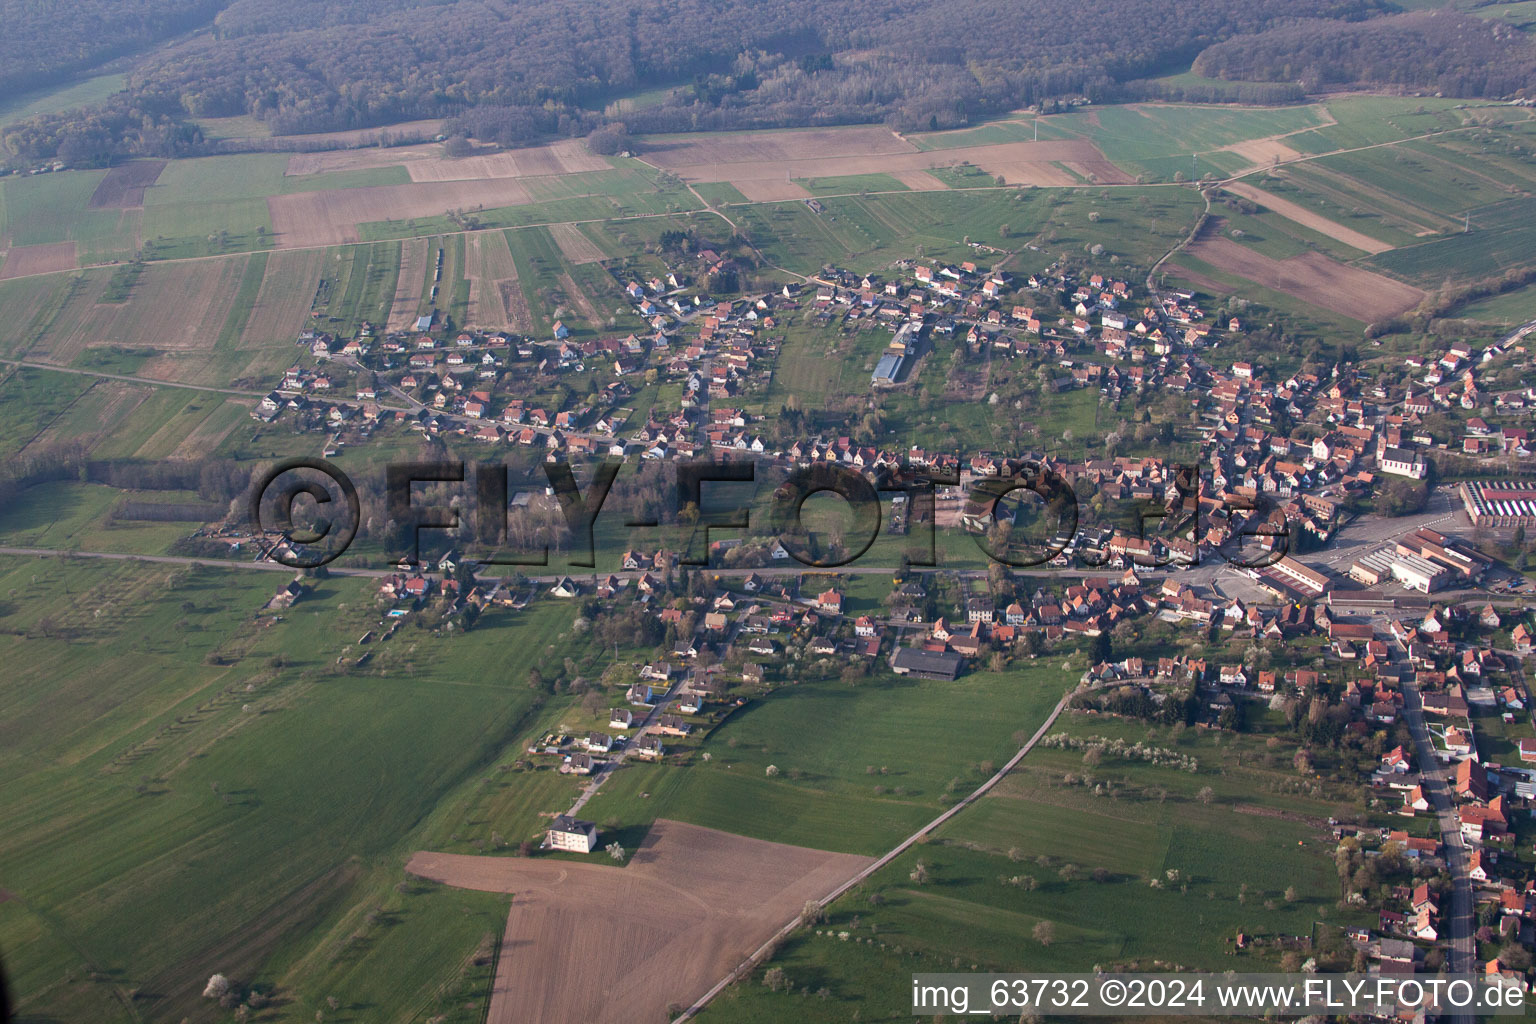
[228,232,1536,1005]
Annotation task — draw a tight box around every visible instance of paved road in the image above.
[1398,647,1475,1006]
[0,546,393,577]
[565,670,691,817]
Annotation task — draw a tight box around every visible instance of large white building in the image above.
[547,814,599,853]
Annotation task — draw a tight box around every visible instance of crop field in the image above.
[1220,182,1392,254]
[702,709,1373,1023]
[0,367,94,456]
[317,240,403,329]
[239,248,326,349]
[642,123,1129,189]
[1456,282,1536,323]
[907,114,1078,151]
[19,257,254,377]
[1205,204,1372,265]
[0,481,194,552]
[0,555,578,1023]
[546,220,609,264]
[387,236,430,330]
[503,226,601,338]
[465,229,529,331]
[129,393,255,460]
[286,138,611,182]
[1368,197,1536,285]
[1181,222,1422,321]
[268,179,534,248]
[20,379,153,456]
[88,160,168,209]
[409,822,872,1024]
[1047,102,1330,181]
[1284,96,1516,154]
[0,240,77,279]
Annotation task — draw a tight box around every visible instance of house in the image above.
[626,683,655,706]
[635,735,664,759]
[816,589,843,614]
[550,576,580,598]
[267,579,305,610]
[1456,758,1489,801]
[655,714,692,737]
[584,732,613,753]
[609,708,635,729]
[547,814,598,853]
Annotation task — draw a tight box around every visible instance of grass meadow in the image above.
[0,556,584,1023]
[701,707,1374,1023]
[581,662,1072,855]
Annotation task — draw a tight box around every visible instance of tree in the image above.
[607,842,626,862]
[203,974,231,1000]
[763,967,789,992]
[1196,785,1215,804]
[1031,920,1056,946]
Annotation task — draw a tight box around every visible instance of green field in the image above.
[0,557,582,1023]
[0,72,126,126]
[1368,197,1536,286]
[1048,103,1328,181]
[1456,281,1536,323]
[701,709,1373,1023]
[583,662,1070,855]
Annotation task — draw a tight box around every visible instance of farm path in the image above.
[0,358,268,397]
[675,675,1108,1020]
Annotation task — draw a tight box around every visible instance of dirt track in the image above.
[407,819,873,1024]
[1222,181,1393,254]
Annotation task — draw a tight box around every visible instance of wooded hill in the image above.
[2,0,1385,162]
[1193,10,1536,98]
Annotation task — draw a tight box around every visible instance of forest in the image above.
[2,0,1387,162]
[0,0,226,99]
[1192,10,1536,97]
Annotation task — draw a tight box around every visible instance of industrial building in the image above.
[871,352,905,385]
[1460,479,1536,527]
[1351,547,1452,594]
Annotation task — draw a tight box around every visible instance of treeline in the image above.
[4,0,1385,162]
[1192,10,1536,98]
[1366,265,1536,336]
[0,0,226,100]
[1111,77,1305,105]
